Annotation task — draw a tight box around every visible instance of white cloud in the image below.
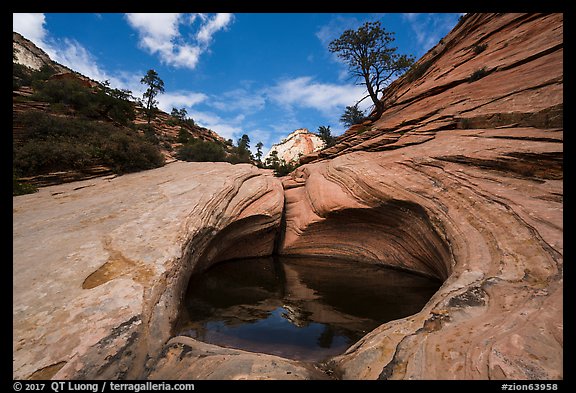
[189,111,244,141]
[196,13,233,44]
[402,13,460,55]
[315,15,362,47]
[13,13,48,49]
[126,13,182,41]
[267,76,367,115]
[54,39,110,80]
[44,38,143,97]
[125,13,181,50]
[125,13,234,69]
[210,88,266,113]
[315,15,373,82]
[109,71,147,95]
[263,76,378,140]
[403,13,418,22]
[157,91,208,113]
[246,128,280,156]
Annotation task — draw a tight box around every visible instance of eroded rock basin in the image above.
[12,13,564,381]
[174,256,441,362]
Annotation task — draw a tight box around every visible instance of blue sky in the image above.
[13,13,462,155]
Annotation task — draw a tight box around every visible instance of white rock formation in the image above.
[263,128,325,164]
[13,32,67,72]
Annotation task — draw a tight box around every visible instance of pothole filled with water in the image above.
[174,256,442,362]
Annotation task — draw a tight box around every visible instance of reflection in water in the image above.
[175,256,441,362]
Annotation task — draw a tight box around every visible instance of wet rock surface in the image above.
[146,336,329,380]
[172,256,440,362]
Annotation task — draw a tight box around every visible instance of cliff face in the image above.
[12,13,562,380]
[13,32,69,73]
[264,128,325,164]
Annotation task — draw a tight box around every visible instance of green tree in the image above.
[34,77,96,115]
[176,139,226,162]
[255,141,264,162]
[13,111,164,177]
[264,150,296,177]
[265,150,279,167]
[232,134,253,163]
[177,127,192,143]
[171,107,188,122]
[98,80,135,125]
[340,104,366,127]
[329,21,414,120]
[317,125,335,147]
[237,134,250,150]
[140,69,165,125]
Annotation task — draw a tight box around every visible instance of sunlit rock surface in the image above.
[287,13,562,379]
[263,128,325,164]
[283,127,562,379]
[13,162,284,379]
[13,32,69,72]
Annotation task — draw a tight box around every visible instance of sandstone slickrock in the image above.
[147,337,328,380]
[285,13,563,379]
[13,13,562,380]
[13,162,285,379]
[283,127,562,379]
